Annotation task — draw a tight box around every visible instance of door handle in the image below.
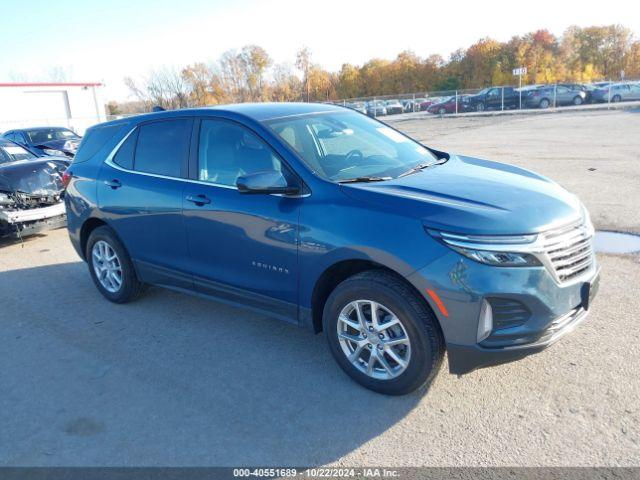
[186,194,211,206]
[104,179,122,189]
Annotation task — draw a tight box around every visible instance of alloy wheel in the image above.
[92,240,123,293]
[336,300,411,380]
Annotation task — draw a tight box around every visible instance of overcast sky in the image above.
[3,0,639,101]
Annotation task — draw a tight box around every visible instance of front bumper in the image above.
[407,250,599,375]
[0,202,67,237]
[447,304,590,374]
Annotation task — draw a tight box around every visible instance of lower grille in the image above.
[481,305,585,349]
[487,298,531,331]
[541,219,594,283]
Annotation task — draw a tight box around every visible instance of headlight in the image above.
[447,247,541,266]
[63,140,77,151]
[427,229,543,267]
[43,148,66,156]
[0,192,15,206]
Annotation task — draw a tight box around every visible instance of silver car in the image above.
[523,85,588,108]
[591,82,640,103]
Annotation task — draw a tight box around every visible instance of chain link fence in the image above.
[331,79,640,118]
[4,80,640,133]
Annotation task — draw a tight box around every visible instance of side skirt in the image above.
[134,260,299,326]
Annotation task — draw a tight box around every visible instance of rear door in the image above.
[555,85,570,105]
[97,117,194,289]
[182,117,301,322]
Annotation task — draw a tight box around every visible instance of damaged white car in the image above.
[0,138,69,238]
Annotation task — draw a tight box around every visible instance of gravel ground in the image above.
[1,110,638,467]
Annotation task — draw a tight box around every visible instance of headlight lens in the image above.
[448,246,541,266]
[43,148,65,156]
[427,229,542,267]
[0,192,15,206]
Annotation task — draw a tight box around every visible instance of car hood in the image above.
[340,154,582,235]
[0,158,69,196]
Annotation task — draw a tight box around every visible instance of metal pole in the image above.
[553,84,557,108]
[413,93,416,113]
[501,86,504,111]
[608,82,611,108]
[519,74,522,109]
[373,96,377,118]
[455,90,458,114]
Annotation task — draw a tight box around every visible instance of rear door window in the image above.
[134,119,192,177]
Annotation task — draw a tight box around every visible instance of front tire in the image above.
[476,102,485,112]
[573,96,583,105]
[612,94,621,103]
[86,225,145,303]
[323,271,444,395]
[539,98,551,109]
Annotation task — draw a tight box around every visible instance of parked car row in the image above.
[342,97,452,117]
[342,81,640,116]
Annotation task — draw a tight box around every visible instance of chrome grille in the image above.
[541,219,594,283]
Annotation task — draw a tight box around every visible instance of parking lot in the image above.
[1,109,639,466]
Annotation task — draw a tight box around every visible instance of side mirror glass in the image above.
[236,171,300,195]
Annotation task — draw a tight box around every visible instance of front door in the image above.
[183,118,301,323]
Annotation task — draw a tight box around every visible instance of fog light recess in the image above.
[477,300,493,342]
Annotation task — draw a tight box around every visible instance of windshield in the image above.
[265,111,438,182]
[25,128,80,144]
[0,142,37,164]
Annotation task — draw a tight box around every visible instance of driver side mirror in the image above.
[236,171,300,195]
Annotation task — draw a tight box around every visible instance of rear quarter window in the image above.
[112,129,138,170]
[74,124,123,163]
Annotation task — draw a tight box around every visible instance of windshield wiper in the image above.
[398,159,447,178]
[337,176,392,184]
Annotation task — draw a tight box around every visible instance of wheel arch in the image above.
[309,259,436,334]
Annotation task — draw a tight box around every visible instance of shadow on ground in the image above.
[1,262,425,466]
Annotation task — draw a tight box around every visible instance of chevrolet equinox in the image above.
[65,103,600,395]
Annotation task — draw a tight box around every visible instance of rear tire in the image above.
[86,225,145,303]
[323,270,444,395]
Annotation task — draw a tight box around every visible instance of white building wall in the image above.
[0,83,106,135]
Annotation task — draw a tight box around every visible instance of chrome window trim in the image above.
[103,126,310,197]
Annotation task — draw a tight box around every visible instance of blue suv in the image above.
[65,103,599,395]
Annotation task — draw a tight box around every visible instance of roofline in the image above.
[0,82,102,87]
